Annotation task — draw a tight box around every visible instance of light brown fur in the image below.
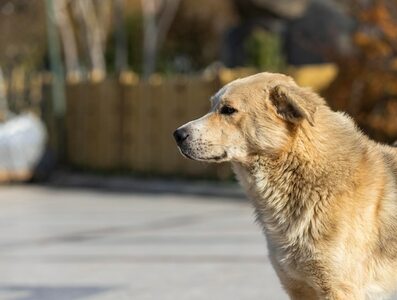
[174,72,397,299]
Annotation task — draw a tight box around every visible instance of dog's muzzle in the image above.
[173,127,228,162]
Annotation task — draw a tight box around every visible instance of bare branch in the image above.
[141,0,181,79]
[157,0,181,52]
[74,0,107,81]
[113,0,128,73]
[53,0,81,82]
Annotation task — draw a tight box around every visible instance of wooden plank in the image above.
[147,80,163,173]
[95,79,122,169]
[134,77,176,174]
[122,80,151,173]
[81,82,97,168]
[78,82,91,167]
[121,81,141,171]
[65,82,77,165]
[67,82,89,167]
[136,81,149,172]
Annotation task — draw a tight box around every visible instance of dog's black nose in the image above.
[173,128,189,145]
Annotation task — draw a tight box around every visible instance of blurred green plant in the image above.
[105,12,143,75]
[245,28,285,71]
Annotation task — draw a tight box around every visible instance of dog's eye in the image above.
[220,105,238,115]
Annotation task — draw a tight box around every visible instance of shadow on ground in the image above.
[42,171,246,201]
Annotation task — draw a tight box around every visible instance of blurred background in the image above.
[1,0,397,299]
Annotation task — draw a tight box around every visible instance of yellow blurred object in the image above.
[287,64,338,92]
[218,65,337,92]
[0,170,32,183]
[218,67,257,86]
[119,71,139,85]
[89,69,106,83]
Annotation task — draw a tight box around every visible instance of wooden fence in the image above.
[66,75,233,179]
[0,66,337,180]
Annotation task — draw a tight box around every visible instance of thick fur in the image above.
[174,72,397,299]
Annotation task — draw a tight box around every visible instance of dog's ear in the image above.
[269,85,315,126]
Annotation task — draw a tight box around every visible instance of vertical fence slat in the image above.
[66,82,93,168]
[96,79,122,169]
[147,81,164,173]
[122,81,140,171]
[138,82,151,172]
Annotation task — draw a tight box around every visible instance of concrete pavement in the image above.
[0,181,287,300]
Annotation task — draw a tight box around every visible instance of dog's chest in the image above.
[235,164,313,238]
[267,236,314,278]
[233,161,319,268]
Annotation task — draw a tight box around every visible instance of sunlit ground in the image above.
[1,179,286,300]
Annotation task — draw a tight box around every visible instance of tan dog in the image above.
[173,72,397,300]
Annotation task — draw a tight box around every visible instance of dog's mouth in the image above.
[178,147,227,162]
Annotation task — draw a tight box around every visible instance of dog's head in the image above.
[173,72,321,164]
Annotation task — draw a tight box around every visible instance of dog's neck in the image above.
[232,114,361,251]
[233,152,330,252]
